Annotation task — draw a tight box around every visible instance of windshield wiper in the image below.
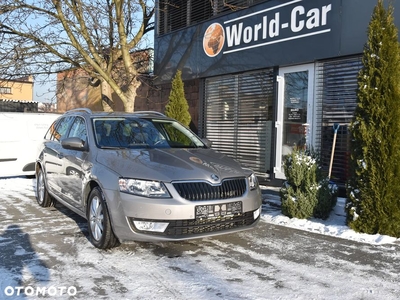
[126,143,151,149]
[99,146,127,149]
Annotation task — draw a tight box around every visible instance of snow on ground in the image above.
[0,177,400,300]
[1,177,397,245]
[259,186,399,245]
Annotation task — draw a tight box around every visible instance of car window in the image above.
[51,116,74,142]
[45,120,58,140]
[93,117,205,149]
[160,122,195,147]
[152,120,205,148]
[67,117,87,141]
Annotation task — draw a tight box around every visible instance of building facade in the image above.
[154,0,400,184]
[0,76,37,112]
[56,49,159,113]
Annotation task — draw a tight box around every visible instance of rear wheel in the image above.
[36,168,54,207]
[87,187,119,249]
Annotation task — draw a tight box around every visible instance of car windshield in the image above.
[93,117,206,149]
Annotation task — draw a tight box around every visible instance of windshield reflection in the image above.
[93,118,206,149]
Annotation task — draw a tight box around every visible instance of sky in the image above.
[0,177,399,300]
[22,0,154,105]
[33,76,56,103]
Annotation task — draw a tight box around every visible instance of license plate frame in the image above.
[195,201,242,219]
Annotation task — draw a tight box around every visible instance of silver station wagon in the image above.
[35,108,262,249]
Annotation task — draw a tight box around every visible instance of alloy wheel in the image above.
[89,196,104,241]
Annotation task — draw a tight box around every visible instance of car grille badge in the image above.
[210,174,219,182]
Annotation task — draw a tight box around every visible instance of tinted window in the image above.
[67,117,87,141]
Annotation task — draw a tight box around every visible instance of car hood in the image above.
[96,148,249,182]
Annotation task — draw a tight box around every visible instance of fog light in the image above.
[253,207,261,220]
[133,221,169,232]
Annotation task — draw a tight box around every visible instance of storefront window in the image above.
[204,70,274,175]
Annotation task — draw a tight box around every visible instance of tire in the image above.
[87,187,120,249]
[36,168,54,207]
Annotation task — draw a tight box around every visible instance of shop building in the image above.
[154,0,400,185]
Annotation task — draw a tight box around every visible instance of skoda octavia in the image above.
[35,108,262,249]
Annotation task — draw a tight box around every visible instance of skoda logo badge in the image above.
[211,174,219,181]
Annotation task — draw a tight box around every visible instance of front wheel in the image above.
[87,187,119,249]
[36,168,54,207]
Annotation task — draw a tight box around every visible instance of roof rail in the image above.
[133,111,166,117]
[67,108,92,114]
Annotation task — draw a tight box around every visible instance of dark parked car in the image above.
[35,108,262,249]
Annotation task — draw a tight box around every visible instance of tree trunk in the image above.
[101,80,114,112]
[100,77,141,112]
[121,79,141,112]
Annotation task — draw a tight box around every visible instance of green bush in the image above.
[280,148,337,220]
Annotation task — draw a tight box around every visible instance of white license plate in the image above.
[195,201,242,219]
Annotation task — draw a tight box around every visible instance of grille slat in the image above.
[173,178,247,201]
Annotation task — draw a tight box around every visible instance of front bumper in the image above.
[128,207,261,237]
[102,182,262,242]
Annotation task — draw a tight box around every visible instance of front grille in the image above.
[130,211,258,237]
[173,178,247,201]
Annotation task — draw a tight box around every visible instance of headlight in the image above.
[248,173,259,190]
[119,178,171,198]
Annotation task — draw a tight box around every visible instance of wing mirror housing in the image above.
[61,137,88,151]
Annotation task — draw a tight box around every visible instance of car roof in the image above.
[63,108,170,119]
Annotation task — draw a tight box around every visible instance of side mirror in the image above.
[61,137,88,151]
[201,138,212,148]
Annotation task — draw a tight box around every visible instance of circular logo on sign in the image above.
[203,23,225,57]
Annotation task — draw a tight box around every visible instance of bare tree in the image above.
[0,0,154,112]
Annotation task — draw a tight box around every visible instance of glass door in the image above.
[274,64,315,179]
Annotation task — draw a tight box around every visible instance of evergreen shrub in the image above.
[165,70,191,127]
[164,70,192,145]
[346,0,400,237]
[280,148,337,220]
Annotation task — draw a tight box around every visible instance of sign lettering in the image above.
[203,0,333,57]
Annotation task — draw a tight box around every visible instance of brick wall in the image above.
[57,71,201,133]
[136,78,200,133]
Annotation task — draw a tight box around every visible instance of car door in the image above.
[58,116,88,210]
[44,116,74,199]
